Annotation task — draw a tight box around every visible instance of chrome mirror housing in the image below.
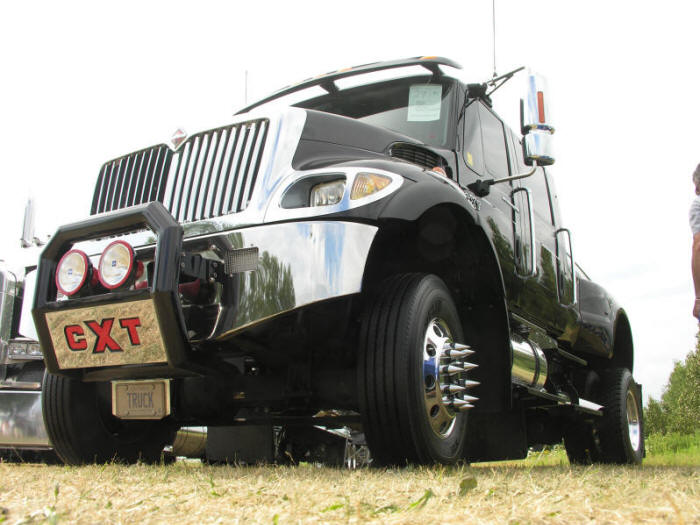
[521,70,555,166]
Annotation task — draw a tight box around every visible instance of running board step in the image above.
[518,386,604,417]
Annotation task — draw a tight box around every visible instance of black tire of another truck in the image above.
[358,273,474,466]
[42,371,176,465]
[596,367,644,464]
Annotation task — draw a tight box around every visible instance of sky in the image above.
[1,0,698,401]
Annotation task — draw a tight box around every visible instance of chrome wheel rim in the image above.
[626,388,641,452]
[422,318,477,438]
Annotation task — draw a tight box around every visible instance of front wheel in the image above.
[42,372,176,465]
[358,274,478,465]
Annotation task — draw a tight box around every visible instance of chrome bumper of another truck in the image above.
[0,389,50,448]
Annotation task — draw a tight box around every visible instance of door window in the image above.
[478,104,510,179]
[461,102,485,177]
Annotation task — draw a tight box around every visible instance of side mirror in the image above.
[521,71,555,166]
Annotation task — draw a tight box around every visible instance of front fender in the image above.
[198,220,378,341]
[378,173,479,223]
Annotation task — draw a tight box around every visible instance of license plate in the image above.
[112,379,171,420]
[44,298,168,369]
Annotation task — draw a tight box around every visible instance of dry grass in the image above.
[0,460,697,524]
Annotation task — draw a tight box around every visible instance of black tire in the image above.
[42,371,176,465]
[596,367,644,464]
[358,274,469,466]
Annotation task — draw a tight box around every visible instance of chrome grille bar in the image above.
[91,118,269,222]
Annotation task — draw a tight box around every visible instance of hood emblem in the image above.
[169,128,188,151]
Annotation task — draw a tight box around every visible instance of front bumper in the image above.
[33,202,377,379]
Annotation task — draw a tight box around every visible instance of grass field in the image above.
[0,437,698,524]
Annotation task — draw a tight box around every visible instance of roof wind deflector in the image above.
[236,56,462,115]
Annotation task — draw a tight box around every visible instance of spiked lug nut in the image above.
[443,342,471,351]
[461,394,479,403]
[461,379,481,389]
[448,398,474,410]
[442,348,473,359]
[441,365,465,376]
[441,384,467,394]
[461,361,478,371]
[442,343,474,357]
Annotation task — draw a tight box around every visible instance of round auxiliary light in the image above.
[55,250,90,296]
[98,240,135,290]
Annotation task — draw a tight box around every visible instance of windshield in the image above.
[293,76,457,148]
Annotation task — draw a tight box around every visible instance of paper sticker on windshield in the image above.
[407,85,443,122]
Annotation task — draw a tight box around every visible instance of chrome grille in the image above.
[91,119,269,222]
[91,145,172,215]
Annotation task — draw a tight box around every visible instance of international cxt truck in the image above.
[29,57,643,465]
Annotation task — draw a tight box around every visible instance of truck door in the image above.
[510,131,577,335]
[547,174,580,339]
[460,102,520,305]
[508,130,560,329]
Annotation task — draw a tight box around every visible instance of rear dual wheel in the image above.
[564,367,643,465]
[597,367,644,464]
[358,274,476,465]
[42,371,176,465]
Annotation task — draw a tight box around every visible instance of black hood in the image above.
[292,109,421,171]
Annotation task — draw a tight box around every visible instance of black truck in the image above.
[31,56,643,466]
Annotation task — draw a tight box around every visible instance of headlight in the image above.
[350,172,392,200]
[310,180,346,207]
[272,168,403,222]
[8,339,42,358]
[98,240,135,290]
[55,250,90,296]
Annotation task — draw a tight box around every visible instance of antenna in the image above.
[492,0,497,80]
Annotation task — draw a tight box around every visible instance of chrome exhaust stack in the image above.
[511,336,548,390]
